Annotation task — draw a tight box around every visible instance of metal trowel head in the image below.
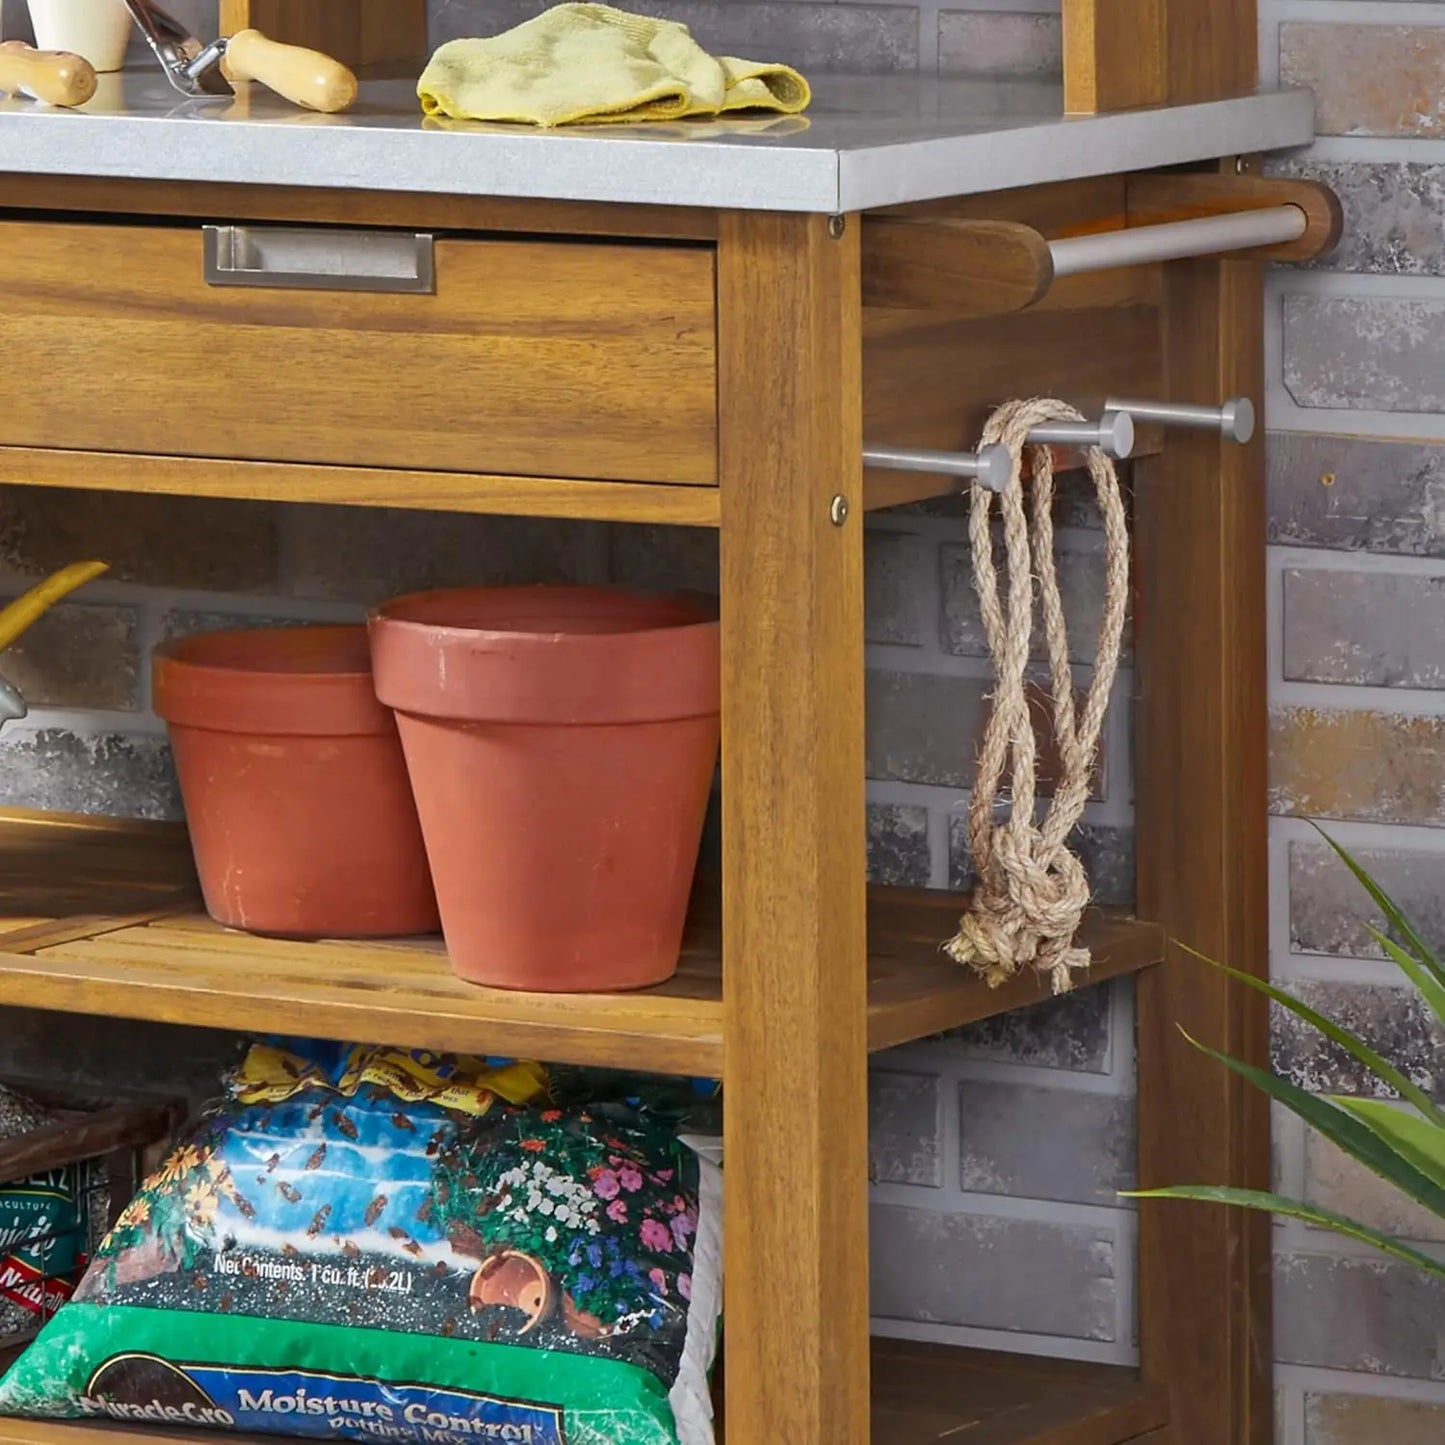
[123,0,233,98]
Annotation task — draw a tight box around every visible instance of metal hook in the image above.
[1025,410,1135,459]
[864,410,1134,495]
[864,442,1015,494]
[1104,395,1256,445]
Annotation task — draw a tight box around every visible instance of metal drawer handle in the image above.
[203,224,436,294]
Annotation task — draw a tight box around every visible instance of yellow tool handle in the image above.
[222,28,358,115]
[0,561,108,653]
[0,40,98,108]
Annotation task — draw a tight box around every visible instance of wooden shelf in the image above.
[0,1341,1167,1444]
[0,810,1161,1076]
[0,448,722,528]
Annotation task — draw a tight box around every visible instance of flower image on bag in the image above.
[0,1041,724,1445]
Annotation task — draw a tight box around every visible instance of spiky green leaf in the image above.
[1368,927,1445,1031]
[1316,825,1445,993]
[1123,1184,1445,1277]
[1329,1096,1445,1192]
[1180,1030,1445,1218]
[1176,945,1445,1128]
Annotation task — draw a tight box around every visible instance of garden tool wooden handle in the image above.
[0,41,97,108]
[222,28,358,114]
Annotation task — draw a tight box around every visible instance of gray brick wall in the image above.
[0,0,1438,1432]
[1264,0,1445,1430]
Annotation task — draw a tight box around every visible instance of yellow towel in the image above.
[417,3,811,128]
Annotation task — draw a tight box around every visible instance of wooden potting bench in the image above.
[0,0,1338,1440]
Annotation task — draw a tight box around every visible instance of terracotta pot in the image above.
[369,586,720,992]
[153,626,440,939]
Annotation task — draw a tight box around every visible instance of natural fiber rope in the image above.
[944,398,1130,995]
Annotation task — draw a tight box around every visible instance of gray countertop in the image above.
[0,68,1316,212]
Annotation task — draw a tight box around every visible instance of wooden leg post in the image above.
[1134,253,1272,1445]
[718,210,871,1444]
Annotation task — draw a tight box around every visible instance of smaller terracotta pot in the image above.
[369,586,721,993]
[153,626,439,939]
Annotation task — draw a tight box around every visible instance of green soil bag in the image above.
[0,1042,723,1444]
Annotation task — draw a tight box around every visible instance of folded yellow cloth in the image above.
[417,3,811,128]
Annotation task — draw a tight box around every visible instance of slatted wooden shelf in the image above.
[0,1340,1167,1444]
[0,809,1161,1077]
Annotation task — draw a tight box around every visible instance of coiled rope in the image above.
[944,398,1130,995]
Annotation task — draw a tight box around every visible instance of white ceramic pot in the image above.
[26,0,132,72]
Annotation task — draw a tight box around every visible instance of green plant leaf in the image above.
[1368,927,1445,1030]
[1176,945,1445,1128]
[1123,1184,1445,1278]
[1329,1096,1445,1191]
[1316,825,1445,993]
[1180,1030,1445,1219]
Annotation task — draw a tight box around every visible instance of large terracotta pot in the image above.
[369,586,720,992]
[153,626,439,939]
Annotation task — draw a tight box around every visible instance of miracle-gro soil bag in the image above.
[0,1043,724,1445]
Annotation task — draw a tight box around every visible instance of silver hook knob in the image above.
[1025,410,1135,460]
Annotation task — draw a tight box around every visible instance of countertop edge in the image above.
[838,89,1319,212]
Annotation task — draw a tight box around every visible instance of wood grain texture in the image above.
[862,218,1053,313]
[0,174,718,242]
[870,177,1162,320]
[1062,0,1165,116]
[0,449,722,527]
[717,211,870,1444]
[871,1339,1166,1444]
[218,0,427,67]
[1127,172,1343,265]
[878,176,1131,235]
[0,1098,179,1184]
[0,810,1160,1078]
[1133,250,1271,1443]
[863,299,1160,490]
[1063,0,1258,114]
[0,222,718,486]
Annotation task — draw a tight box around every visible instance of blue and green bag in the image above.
[0,1042,723,1444]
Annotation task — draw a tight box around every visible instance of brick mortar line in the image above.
[1275,1216,1445,1261]
[1272,951,1426,989]
[1270,680,1445,714]
[1291,136,1445,162]
[1269,812,1445,851]
[880,1045,1132,1094]
[1269,544,1445,580]
[1274,1361,1445,1405]
[1264,1,1445,25]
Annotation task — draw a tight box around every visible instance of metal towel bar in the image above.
[1048,205,1307,277]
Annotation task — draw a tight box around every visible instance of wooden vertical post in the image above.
[218,1,429,67]
[1133,251,1272,1445]
[1063,0,1258,114]
[717,211,871,1444]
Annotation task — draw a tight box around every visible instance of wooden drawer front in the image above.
[0,222,718,485]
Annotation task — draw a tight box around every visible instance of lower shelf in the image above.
[0,1340,1168,1444]
[0,808,1163,1076]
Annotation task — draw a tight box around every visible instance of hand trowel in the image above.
[123,0,357,114]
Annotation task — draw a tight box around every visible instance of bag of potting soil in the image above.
[0,1041,725,1445]
[0,1084,96,1345]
